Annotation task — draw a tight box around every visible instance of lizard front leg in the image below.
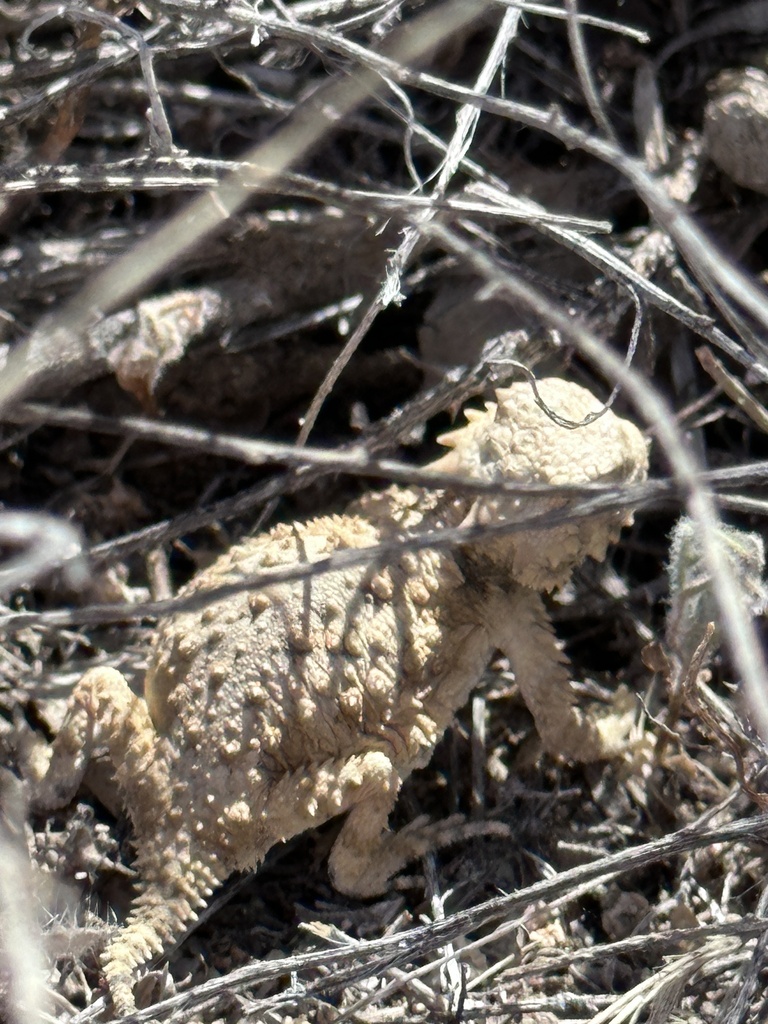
[485,587,635,762]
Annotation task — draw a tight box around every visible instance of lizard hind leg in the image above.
[28,667,156,813]
[101,847,225,1014]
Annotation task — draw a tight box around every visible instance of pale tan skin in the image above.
[30,379,648,1013]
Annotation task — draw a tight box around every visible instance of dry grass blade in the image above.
[0,774,46,1024]
[0,513,87,595]
[39,813,768,1023]
[0,0,488,413]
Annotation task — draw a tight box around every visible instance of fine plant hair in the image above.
[667,516,767,672]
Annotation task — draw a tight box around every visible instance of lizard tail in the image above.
[101,849,224,1014]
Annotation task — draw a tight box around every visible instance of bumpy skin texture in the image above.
[30,379,648,1014]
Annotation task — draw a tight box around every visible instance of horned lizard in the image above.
[29,378,648,1013]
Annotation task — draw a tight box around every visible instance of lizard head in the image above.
[430,378,648,590]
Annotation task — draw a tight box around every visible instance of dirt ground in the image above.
[2,1,768,1021]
